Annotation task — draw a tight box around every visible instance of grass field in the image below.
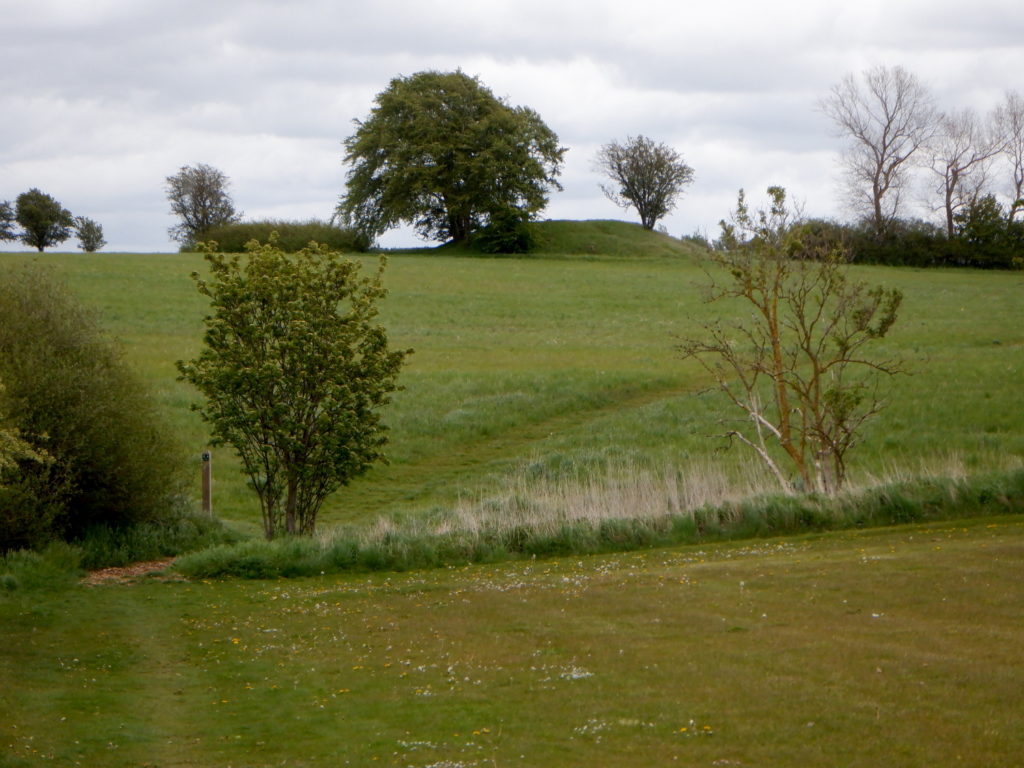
[2,517,1022,767]
[2,223,1023,766]
[2,225,1022,536]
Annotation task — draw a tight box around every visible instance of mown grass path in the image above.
[3,517,1022,767]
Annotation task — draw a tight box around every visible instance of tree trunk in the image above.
[285,475,298,536]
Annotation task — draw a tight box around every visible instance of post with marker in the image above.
[201,450,213,517]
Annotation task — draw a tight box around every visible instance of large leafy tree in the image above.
[339,70,566,244]
[165,163,241,247]
[177,239,410,538]
[14,188,74,251]
[595,135,694,230]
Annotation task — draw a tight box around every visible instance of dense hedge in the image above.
[200,219,370,253]
[795,197,1023,270]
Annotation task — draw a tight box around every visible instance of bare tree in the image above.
[822,65,936,236]
[679,187,902,494]
[928,108,1004,237]
[993,90,1024,220]
[165,163,241,246]
[595,135,694,230]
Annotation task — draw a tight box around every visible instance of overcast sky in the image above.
[2,0,1022,252]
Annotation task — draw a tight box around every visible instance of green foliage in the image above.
[173,468,1024,579]
[201,219,370,253]
[471,209,537,254]
[165,163,241,246]
[339,70,566,243]
[73,216,106,252]
[0,541,82,593]
[682,187,903,493]
[0,200,16,242]
[0,265,189,552]
[595,135,695,230]
[14,188,74,252]
[75,514,238,570]
[954,195,1024,269]
[177,240,410,539]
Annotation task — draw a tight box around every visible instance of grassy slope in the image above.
[1,228,1022,535]
[2,518,1021,767]
[428,219,701,259]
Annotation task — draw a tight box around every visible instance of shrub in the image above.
[200,219,370,253]
[0,265,190,552]
[471,211,537,254]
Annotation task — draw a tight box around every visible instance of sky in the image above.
[2,0,1023,252]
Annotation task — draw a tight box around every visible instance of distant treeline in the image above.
[700,195,1023,270]
[199,219,370,253]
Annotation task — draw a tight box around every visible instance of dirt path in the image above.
[81,557,180,585]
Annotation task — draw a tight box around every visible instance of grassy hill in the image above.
[424,218,705,259]
[1,246,1022,537]
[2,230,1023,766]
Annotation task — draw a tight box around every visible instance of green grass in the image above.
[2,518,1021,766]
[2,235,1023,536]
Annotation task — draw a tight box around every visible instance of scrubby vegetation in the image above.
[0,265,195,554]
[201,218,370,253]
[173,465,1024,579]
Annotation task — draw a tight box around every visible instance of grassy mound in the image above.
[426,219,704,258]
[531,219,704,258]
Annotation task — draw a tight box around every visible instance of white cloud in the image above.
[2,0,1022,251]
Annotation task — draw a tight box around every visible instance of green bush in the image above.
[200,219,370,253]
[0,542,82,593]
[0,265,190,552]
[471,212,537,254]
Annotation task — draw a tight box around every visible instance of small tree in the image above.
[678,187,903,494]
[74,216,107,252]
[0,201,17,242]
[15,188,74,252]
[165,163,241,247]
[595,135,695,230]
[177,239,410,538]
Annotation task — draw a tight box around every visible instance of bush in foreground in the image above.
[0,265,190,552]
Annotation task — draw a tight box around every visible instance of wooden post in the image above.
[201,450,213,517]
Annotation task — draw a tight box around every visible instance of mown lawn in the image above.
[2,517,1021,767]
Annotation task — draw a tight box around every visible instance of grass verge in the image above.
[173,466,1024,579]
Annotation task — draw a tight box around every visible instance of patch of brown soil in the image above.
[82,558,182,585]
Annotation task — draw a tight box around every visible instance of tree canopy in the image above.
[14,189,74,252]
[177,239,410,538]
[165,163,241,246]
[338,70,566,244]
[595,135,694,230]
